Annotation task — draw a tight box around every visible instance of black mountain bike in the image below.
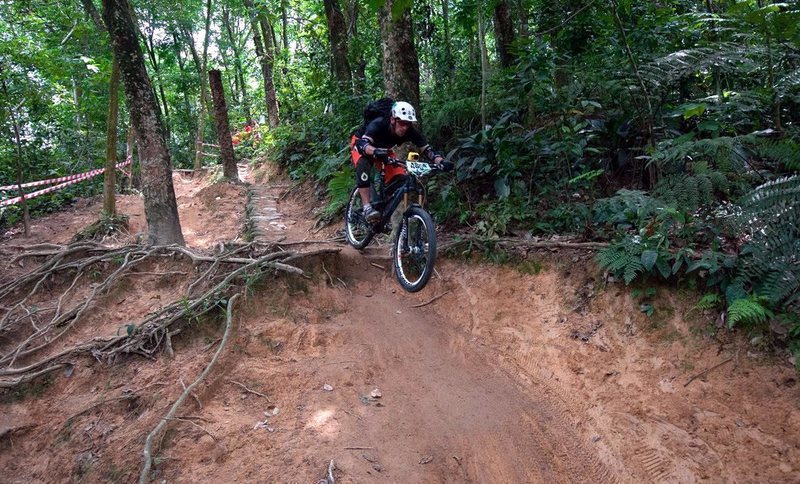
[344,153,443,292]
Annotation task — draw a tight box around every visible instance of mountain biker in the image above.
[350,101,453,223]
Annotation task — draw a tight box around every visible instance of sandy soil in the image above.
[0,167,798,483]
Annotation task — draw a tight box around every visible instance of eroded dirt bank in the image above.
[1,169,798,483]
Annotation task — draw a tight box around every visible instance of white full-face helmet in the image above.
[391,101,417,122]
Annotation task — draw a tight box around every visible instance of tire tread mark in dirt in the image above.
[492,350,621,483]
[635,447,673,481]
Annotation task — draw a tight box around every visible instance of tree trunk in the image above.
[172,31,194,123]
[103,56,120,216]
[145,32,171,142]
[102,0,185,246]
[478,5,488,128]
[208,70,239,181]
[493,0,516,68]
[222,6,252,124]
[442,0,453,82]
[184,0,213,171]
[323,0,352,91]
[258,14,280,127]
[125,120,135,190]
[347,1,366,95]
[378,0,420,110]
[515,0,529,38]
[244,0,279,128]
[1,74,30,236]
[280,0,289,52]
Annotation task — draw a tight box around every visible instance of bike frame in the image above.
[369,160,428,234]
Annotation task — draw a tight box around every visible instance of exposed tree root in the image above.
[139,294,239,484]
[0,242,339,389]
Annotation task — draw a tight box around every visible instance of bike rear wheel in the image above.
[344,187,374,250]
[394,206,437,292]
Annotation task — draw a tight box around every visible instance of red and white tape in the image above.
[0,159,132,208]
[0,156,133,192]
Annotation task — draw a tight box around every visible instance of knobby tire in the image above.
[394,206,437,292]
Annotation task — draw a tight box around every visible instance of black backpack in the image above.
[355,97,394,136]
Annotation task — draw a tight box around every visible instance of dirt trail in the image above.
[1,167,798,483]
[285,249,613,482]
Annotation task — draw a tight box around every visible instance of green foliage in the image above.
[323,166,354,218]
[597,237,646,285]
[593,189,664,231]
[735,175,800,310]
[694,293,722,312]
[727,296,774,329]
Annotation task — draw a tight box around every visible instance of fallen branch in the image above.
[684,357,733,387]
[411,290,451,308]
[139,294,238,484]
[439,235,608,252]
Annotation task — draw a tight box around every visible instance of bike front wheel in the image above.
[344,187,374,250]
[394,206,437,292]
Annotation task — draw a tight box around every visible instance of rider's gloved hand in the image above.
[437,161,454,172]
[373,148,390,162]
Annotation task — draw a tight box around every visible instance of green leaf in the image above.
[494,177,510,199]
[656,258,672,279]
[697,120,720,133]
[682,103,707,120]
[641,250,658,271]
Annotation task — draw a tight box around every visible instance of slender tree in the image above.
[323,0,352,91]
[80,0,119,216]
[347,1,367,95]
[1,72,30,236]
[144,31,171,141]
[244,0,279,127]
[103,57,120,216]
[208,70,239,181]
[102,0,185,246]
[222,6,252,124]
[184,0,214,171]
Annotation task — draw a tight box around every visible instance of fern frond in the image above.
[597,238,645,285]
[740,175,800,215]
[654,173,716,211]
[750,139,800,172]
[640,43,759,89]
[776,67,800,98]
[653,136,748,174]
[324,166,355,217]
[727,296,773,328]
[736,175,800,310]
[695,293,722,311]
